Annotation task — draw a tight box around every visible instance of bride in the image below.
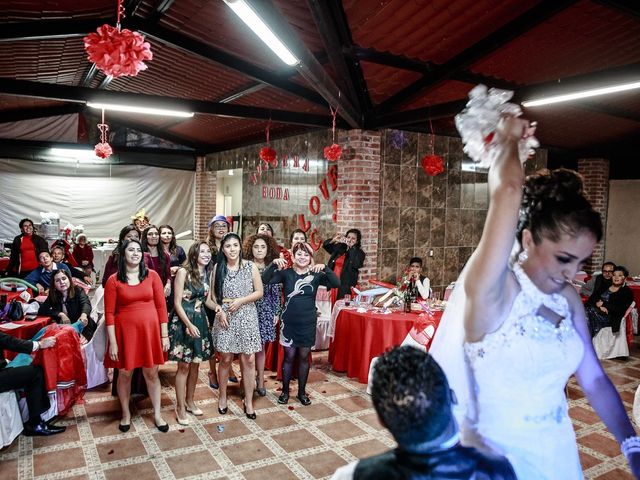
[430,116,640,479]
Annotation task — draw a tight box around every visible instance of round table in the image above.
[329,307,443,383]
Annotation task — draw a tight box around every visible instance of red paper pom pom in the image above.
[323,143,342,161]
[84,24,153,78]
[259,147,277,166]
[95,142,113,159]
[421,154,445,177]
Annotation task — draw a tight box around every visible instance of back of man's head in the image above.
[371,346,454,447]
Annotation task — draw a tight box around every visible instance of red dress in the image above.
[104,270,168,370]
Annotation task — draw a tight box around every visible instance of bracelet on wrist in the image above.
[621,436,640,459]
[161,335,169,339]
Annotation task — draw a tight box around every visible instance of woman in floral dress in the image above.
[243,234,282,396]
[169,242,213,425]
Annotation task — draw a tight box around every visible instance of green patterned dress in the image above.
[169,275,213,363]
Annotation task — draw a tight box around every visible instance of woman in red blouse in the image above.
[104,239,170,433]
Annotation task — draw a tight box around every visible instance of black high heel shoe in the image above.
[243,401,256,420]
[154,420,169,433]
[218,400,228,415]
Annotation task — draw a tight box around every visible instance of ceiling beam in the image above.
[147,0,176,23]
[0,18,109,42]
[373,100,466,129]
[376,0,578,113]
[0,105,83,124]
[125,19,327,108]
[245,0,361,128]
[306,0,371,117]
[0,78,340,128]
[593,0,640,19]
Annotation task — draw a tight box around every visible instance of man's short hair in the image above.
[602,261,616,270]
[409,257,423,266]
[371,346,453,446]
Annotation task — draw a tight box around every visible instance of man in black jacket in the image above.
[0,331,66,436]
[331,346,515,480]
[581,261,615,298]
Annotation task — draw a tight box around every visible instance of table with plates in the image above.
[627,281,640,308]
[328,304,443,383]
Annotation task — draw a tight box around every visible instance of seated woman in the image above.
[38,269,95,341]
[586,265,634,337]
[72,234,94,278]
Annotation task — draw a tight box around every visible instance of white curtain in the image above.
[0,115,78,142]
[0,159,194,242]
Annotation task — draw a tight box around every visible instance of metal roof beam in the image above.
[0,78,337,128]
[0,18,109,42]
[0,105,83,124]
[376,0,578,113]
[245,0,361,128]
[593,0,640,19]
[307,0,372,117]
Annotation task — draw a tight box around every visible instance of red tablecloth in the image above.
[329,308,443,383]
[0,257,9,274]
[628,283,640,308]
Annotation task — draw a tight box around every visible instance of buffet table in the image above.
[328,306,443,383]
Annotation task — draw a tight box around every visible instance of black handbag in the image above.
[1,299,24,322]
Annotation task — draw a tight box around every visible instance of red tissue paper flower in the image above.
[259,147,277,166]
[323,143,342,162]
[421,154,445,177]
[95,142,113,159]
[84,24,153,78]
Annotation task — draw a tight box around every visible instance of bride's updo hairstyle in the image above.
[517,168,602,245]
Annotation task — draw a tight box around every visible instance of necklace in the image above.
[226,262,242,280]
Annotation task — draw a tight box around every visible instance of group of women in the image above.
[100,216,361,430]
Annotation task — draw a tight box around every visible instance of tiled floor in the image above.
[1,349,639,479]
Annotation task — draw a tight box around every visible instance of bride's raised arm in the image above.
[463,116,530,341]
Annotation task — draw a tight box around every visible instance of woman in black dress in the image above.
[323,228,365,305]
[262,242,340,405]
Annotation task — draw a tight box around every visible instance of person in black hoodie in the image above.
[587,265,634,337]
[331,346,515,480]
[38,269,95,341]
[323,228,365,305]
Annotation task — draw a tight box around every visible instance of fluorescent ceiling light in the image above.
[48,148,105,164]
[522,80,640,107]
[223,0,299,66]
[86,102,194,118]
[228,169,234,175]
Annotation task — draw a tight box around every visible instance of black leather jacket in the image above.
[353,445,516,480]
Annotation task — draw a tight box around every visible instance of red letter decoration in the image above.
[309,229,322,251]
[332,198,338,223]
[319,178,330,200]
[297,214,311,232]
[328,165,338,191]
[309,196,321,215]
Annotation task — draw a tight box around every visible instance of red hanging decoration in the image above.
[94,109,113,159]
[324,105,342,161]
[421,154,445,176]
[258,120,277,167]
[83,0,152,78]
[420,117,445,176]
[323,144,342,161]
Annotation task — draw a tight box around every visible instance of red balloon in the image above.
[369,279,395,289]
[421,154,445,177]
[324,143,342,161]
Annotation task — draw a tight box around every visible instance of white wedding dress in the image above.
[462,263,585,479]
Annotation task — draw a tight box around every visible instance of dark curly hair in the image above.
[517,168,602,246]
[614,265,629,278]
[141,225,169,284]
[213,233,243,303]
[243,234,280,265]
[371,346,454,445]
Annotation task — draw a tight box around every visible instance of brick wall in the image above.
[336,130,381,286]
[194,156,217,241]
[578,158,610,272]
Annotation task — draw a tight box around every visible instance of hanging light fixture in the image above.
[522,80,640,107]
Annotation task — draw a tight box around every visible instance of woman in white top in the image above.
[430,116,640,479]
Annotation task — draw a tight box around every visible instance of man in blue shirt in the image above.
[24,250,72,294]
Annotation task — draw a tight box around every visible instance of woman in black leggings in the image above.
[262,242,340,405]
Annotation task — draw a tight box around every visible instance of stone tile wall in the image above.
[377,131,546,294]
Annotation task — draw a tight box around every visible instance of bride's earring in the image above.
[518,250,528,264]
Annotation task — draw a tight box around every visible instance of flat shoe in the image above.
[118,422,131,433]
[296,394,311,406]
[186,406,204,416]
[155,420,169,433]
[175,410,190,426]
[277,392,289,404]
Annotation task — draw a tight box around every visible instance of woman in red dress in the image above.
[104,239,170,433]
